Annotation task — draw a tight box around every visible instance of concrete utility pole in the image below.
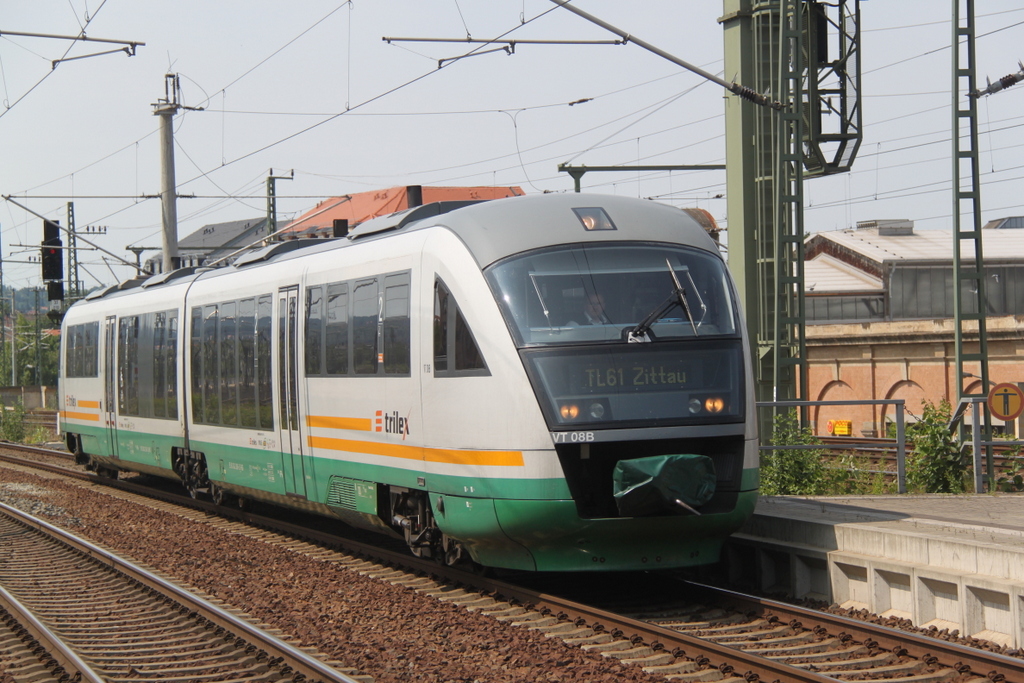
[153,74,182,274]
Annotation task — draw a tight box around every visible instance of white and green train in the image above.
[59,193,758,572]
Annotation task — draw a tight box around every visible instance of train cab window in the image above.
[352,278,378,375]
[485,243,738,347]
[383,273,410,375]
[305,286,324,376]
[433,278,488,377]
[325,283,349,375]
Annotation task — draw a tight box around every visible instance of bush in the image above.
[760,411,827,495]
[0,401,26,443]
[905,399,970,494]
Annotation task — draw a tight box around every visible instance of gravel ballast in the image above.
[0,468,664,683]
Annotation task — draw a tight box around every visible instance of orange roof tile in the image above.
[282,185,523,236]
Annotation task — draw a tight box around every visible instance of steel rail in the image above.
[694,583,1024,682]
[0,501,364,683]
[0,583,106,683]
[3,445,1023,682]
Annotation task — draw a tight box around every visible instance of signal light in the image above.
[559,404,580,419]
[41,220,63,282]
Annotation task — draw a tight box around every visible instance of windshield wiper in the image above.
[627,258,699,343]
[529,273,554,330]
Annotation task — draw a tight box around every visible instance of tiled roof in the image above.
[282,186,523,235]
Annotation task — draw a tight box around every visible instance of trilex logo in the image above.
[375,410,410,439]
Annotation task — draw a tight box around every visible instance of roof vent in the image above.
[856,219,913,236]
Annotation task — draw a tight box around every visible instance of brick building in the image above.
[803,219,1024,436]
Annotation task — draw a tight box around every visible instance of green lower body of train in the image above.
[67,423,758,572]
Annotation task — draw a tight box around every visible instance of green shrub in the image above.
[0,401,26,443]
[905,399,970,494]
[760,410,827,495]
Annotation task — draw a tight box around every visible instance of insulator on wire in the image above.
[971,61,1024,98]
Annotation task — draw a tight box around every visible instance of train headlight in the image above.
[588,402,605,419]
[704,397,725,414]
[688,398,703,414]
[560,404,580,419]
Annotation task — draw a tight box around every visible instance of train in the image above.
[58,192,758,572]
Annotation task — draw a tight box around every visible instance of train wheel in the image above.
[184,454,209,500]
[96,466,118,480]
[210,482,230,506]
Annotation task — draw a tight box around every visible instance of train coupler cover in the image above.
[612,454,716,517]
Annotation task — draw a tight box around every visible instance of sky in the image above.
[2,1,1024,293]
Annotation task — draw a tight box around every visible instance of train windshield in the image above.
[485,243,743,429]
[485,243,738,347]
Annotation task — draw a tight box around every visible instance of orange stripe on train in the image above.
[307,435,524,467]
[305,415,372,431]
[61,411,100,422]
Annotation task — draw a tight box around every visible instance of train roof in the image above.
[74,194,718,304]
[423,193,719,268]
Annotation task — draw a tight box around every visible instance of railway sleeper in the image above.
[720,631,818,648]
[791,650,893,670]
[829,660,937,680]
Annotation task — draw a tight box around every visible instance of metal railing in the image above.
[757,399,908,493]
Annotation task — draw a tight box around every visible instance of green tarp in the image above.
[612,453,717,517]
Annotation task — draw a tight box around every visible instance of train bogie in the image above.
[59,193,758,572]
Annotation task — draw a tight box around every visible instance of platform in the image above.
[722,494,1024,648]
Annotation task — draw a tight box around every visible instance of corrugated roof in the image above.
[180,217,268,249]
[806,253,883,293]
[810,226,1024,263]
[282,185,523,236]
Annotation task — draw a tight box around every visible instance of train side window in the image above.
[434,281,449,372]
[191,307,204,423]
[65,322,99,378]
[153,313,168,419]
[220,301,238,426]
[325,283,349,375]
[383,272,410,375]
[305,286,324,376]
[202,304,220,424]
[434,278,489,377]
[238,298,258,428]
[118,316,140,416]
[165,312,178,420]
[64,325,78,377]
[84,321,98,376]
[256,294,274,430]
[352,278,379,375]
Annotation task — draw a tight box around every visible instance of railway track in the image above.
[0,443,1021,682]
[0,498,366,683]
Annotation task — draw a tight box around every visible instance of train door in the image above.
[103,315,119,458]
[277,286,307,498]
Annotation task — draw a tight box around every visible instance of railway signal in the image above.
[41,219,63,284]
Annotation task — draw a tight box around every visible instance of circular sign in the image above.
[826,419,835,434]
[988,383,1024,422]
